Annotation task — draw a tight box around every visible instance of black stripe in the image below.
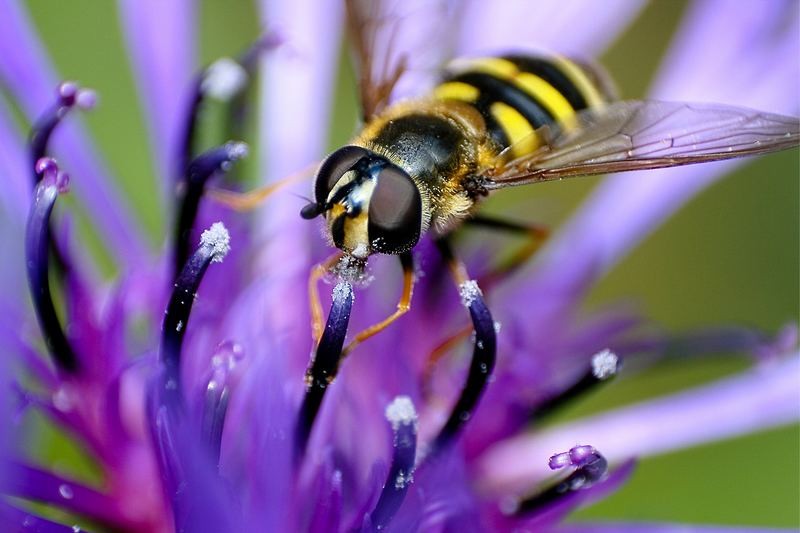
[331,214,346,249]
[448,72,555,130]
[503,55,589,110]
[480,105,511,149]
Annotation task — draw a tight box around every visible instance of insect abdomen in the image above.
[434,55,613,158]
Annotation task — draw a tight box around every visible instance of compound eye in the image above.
[314,146,370,205]
[368,166,422,254]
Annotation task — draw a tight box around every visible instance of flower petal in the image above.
[117,0,196,197]
[457,0,648,56]
[251,0,344,337]
[0,97,29,219]
[477,354,800,494]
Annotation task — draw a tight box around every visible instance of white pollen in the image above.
[202,57,248,101]
[351,243,368,259]
[385,395,418,431]
[225,140,249,160]
[201,222,231,262]
[591,349,619,380]
[458,279,482,307]
[332,281,353,304]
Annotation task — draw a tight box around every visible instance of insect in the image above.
[218,1,799,354]
[288,3,800,352]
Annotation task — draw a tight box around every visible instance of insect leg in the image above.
[341,252,414,358]
[466,214,549,289]
[308,252,344,342]
[421,216,547,391]
[428,238,496,453]
[207,161,317,212]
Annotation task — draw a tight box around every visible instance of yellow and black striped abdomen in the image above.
[433,55,614,159]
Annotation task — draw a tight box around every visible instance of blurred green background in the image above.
[20,0,800,528]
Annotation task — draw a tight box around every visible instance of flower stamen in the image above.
[296,281,354,459]
[29,81,96,179]
[431,279,496,453]
[367,396,418,531]
[173,142,246,278]
[531,349,620,421]
[201,341,244,467]
[161,222,231,401]
[25,158,78,372]
[511,445,608,516]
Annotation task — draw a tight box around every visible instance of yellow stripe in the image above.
[434,81,480,102]
[490,102,540,158]
[551,55,605,108]
[466,57,518,79]
[455,57,575,121]
[514,72,575,121]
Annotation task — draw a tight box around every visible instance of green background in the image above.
[19,0,800,528]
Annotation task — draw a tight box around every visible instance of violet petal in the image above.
[478,354,800,495]
[118,0,196,198]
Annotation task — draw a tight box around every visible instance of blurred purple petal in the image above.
[0,462,126,527]
[478,354,800,494]
[0,0,150,268]
[252,0,343,337]
[118,0,196,197]
[457,0,647,56]
[0,97,29,218]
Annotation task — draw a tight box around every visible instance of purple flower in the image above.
[0,0,798,531]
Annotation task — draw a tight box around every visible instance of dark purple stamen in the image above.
[25,159,78,372]
[296,281,354,459]
[200,341,243,467]
[431,279,496,452]
[366,397,418,531]
[29,82,95,181]
[161,222,231,402]
[530,349,620,421]
[179,33,280,178]
[173,141,247,278]
[152,224,230,531]
[513,445,608,515]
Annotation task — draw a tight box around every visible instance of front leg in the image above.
[341,252,415,358]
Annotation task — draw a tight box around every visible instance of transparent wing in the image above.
[484,100,800,189]
[346,0,461,122]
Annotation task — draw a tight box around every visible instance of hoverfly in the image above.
[287,0,800,354]
[218,1,799,354]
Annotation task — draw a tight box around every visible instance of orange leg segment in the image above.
[341,252,414,358]
[308,252,344,343]
[207,161,318,212]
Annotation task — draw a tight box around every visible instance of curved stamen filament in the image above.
[296,281,354,459]
[431,279,496,453]
[180,33,281,177]
[201,341,243,468]
[513,445,608,516]
[161,222,231,404]
[530,349,620,421]
[29,81,95,181]
[25,159,78,372]
[368,396,418,530]
[173,142,247,279]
